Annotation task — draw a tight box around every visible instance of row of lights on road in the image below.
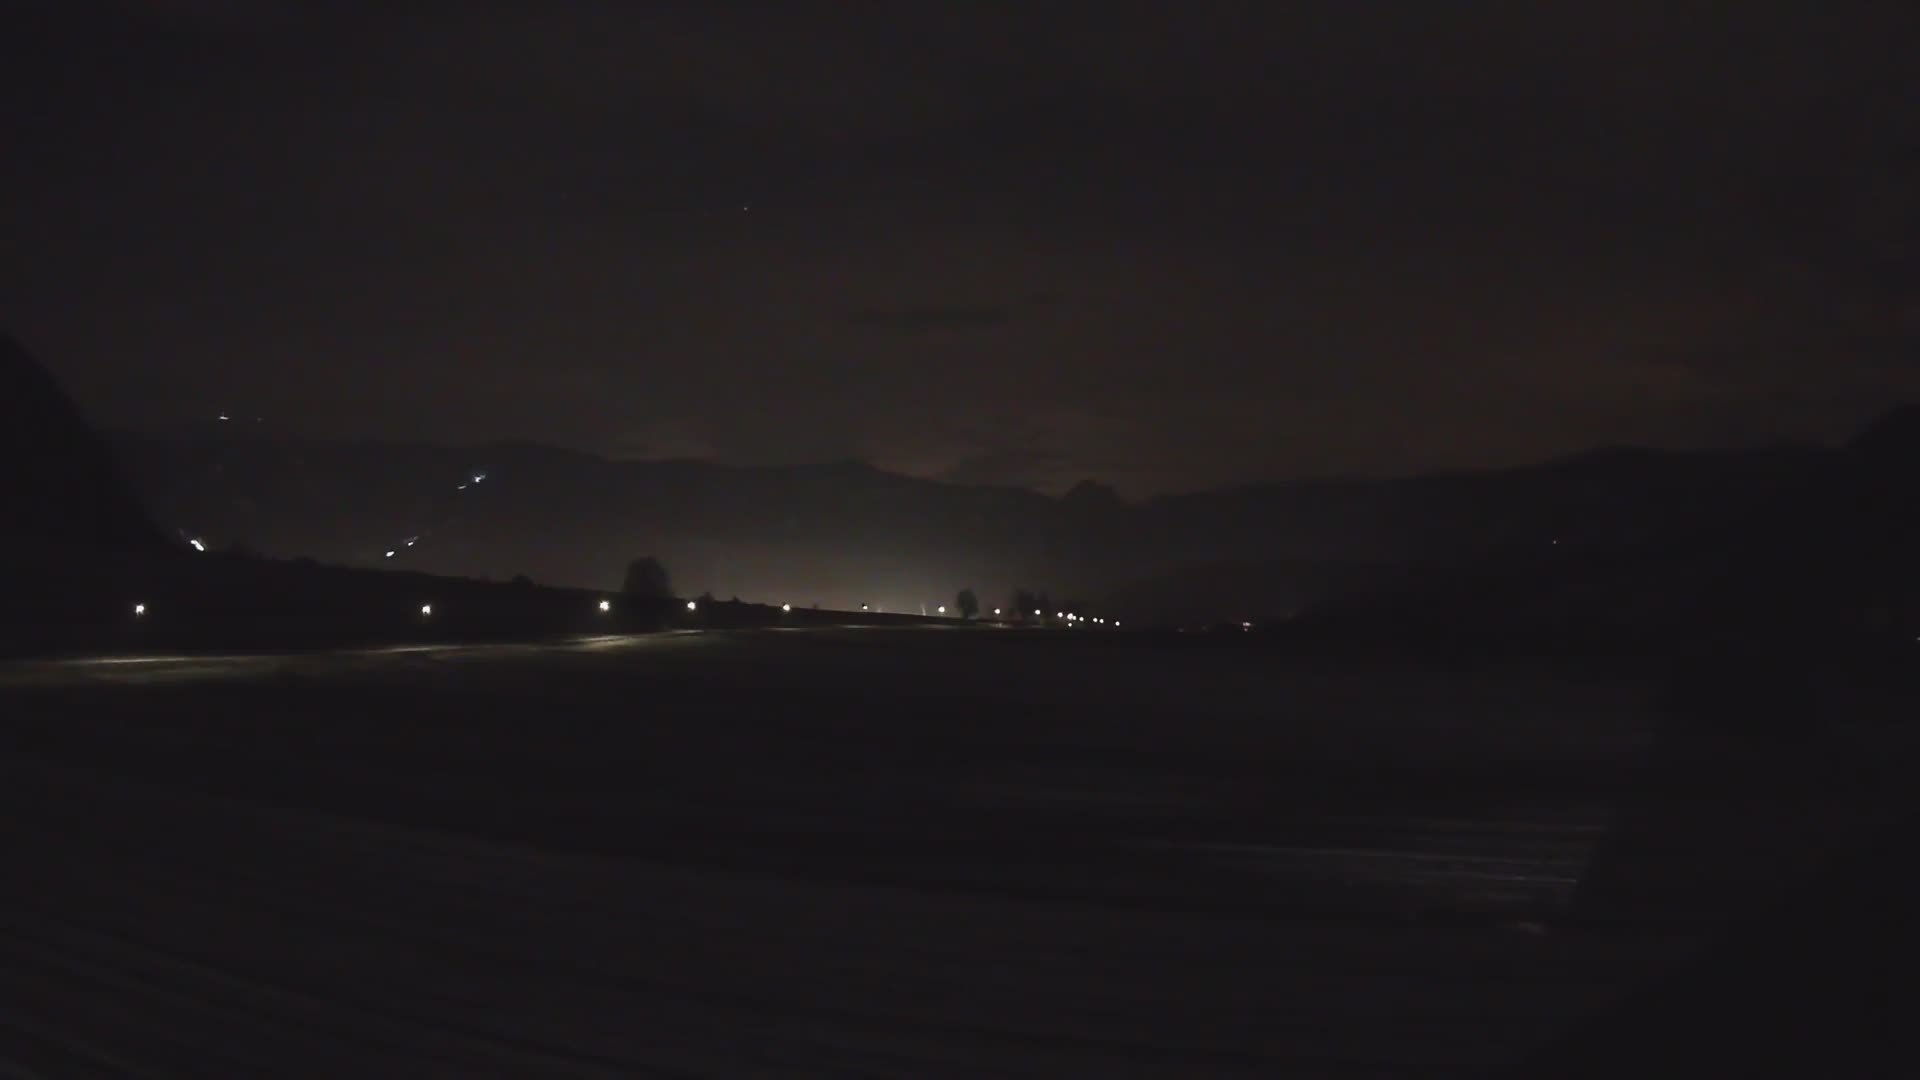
[1040,611,1116,627]
[133,597,693,621]
[131,595,1103,627]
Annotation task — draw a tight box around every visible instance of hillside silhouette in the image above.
[113,424,1864,628]
[0,337,695,655]
[1,332,164,557]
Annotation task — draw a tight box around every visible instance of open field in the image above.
[0,627,1898,1075]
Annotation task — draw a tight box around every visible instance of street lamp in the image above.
[133,602,146,617]
[686,600,698,612]
[782,603,792,613]
[420,604,433,617]
[937,605,946,614]
[598,599,611,613]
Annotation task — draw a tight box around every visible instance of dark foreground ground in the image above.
[0,628,1909,1076]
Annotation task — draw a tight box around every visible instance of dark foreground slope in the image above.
[0,332,164,556]
[5,628,1911,1076]
[1526,810,1917,1077]
[0,630,1669,1076]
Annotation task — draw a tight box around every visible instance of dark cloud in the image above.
[5,2,1920,495]
[848,306,1014,333]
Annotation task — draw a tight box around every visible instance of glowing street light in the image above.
[598,599,611,613]
[1034,609,1042,616]
[133,602,146,617]
[782,603,792,613]
[937,605,946,614]
[993,608,1001,616]
[384,550,396,558]
[861,603,870,611]
[188,537,206,552]
[686,600,698,612]
[420,604,433,617]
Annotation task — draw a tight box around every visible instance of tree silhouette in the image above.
[622,556,671,599]
[956,588,979,620]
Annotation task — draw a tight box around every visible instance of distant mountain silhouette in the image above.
[109,417,1894,627]
[1848,402,1920,462]
[0,332,164,557]
[1302,408,1920,650]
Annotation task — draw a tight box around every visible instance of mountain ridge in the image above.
[103,418,1878,625]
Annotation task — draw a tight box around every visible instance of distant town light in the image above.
[133,602,146,617]
[188,538,206,552]
[1034,609,1042,616]
[471,472,487,484]
[420,604,433,617]
[861,603,870,611]
[937,605,946,614]
[217,413,229,422]
[1056,612,1063,619]
[457,484,468,490]
[686,600,698,612]
[782,603,792,613]
[1241,621,1252,631]
[598,599,611,612]
[993,608,1001,616]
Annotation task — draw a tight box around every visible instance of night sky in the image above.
[5,2,1918,495]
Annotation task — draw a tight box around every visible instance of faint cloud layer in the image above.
[937,447,1073,489]
[608,418,716,462]
[847,305,1013,333]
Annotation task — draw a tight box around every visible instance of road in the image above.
[1,629,1707,1075]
